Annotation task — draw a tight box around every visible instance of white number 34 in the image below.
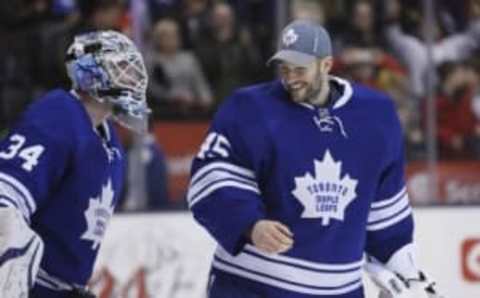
[0,134,45,172]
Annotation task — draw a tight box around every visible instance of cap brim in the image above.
[267,50,316,67]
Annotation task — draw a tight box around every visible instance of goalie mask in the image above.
[65,30,150,132]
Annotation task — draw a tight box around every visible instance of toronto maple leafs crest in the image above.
[283,28,298,46]
[81,179,115,249]
[292,150,358,225]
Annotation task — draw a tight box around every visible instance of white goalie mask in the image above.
[65,30,150,132]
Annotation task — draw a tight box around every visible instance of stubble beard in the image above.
[289,72,328,106]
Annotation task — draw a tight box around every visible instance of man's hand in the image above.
[249,220,294,254]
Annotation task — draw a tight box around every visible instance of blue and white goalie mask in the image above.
[65,31,150,132]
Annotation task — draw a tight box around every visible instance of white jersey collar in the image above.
[330,76,353,110]
[287,76,353,110]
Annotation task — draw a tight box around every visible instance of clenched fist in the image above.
[249,220,294,254]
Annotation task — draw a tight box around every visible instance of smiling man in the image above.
[187,20,444,298]
[272,23,333,106]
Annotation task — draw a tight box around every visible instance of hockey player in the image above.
[0,31,150,297]
[187,20,445,298]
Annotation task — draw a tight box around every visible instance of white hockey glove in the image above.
[0,207,44,298]
[365,257,444,298]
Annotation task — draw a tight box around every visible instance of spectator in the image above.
[146,18,213,118]
[437,0,480,32]
[383,0,480,99]
[429,62,480,159]
[147,0,179,22]
[178,0,212,49]
[336,46,425,160]
[227,0,276,72]
[291,0,326,25]
[35,0,127,92]
[51,0,77,18]
[333,0,385,50]
[0,0,50,131]
[117,126,171,211]
[195,2,262,108]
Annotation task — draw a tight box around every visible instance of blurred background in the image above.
[1,0,480,297]
[5,0,480,208]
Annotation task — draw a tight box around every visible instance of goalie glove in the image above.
[0,207,44,297]
[365,257,445,298]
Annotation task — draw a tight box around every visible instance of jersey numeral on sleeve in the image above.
[197,132,231,159]
[0,134,45,171]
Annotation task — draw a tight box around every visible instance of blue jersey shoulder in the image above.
[18,89,88,144]
[217,81,281,118]
[350,83,397,113]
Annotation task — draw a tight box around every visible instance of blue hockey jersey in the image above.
[0,89,124,296]
[188,77,414,298]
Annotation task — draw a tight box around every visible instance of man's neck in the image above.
[308,78,330,107]
[75,92,111,128]
[85,102,110,128]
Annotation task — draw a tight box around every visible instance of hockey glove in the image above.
[0,207,44,297]
[365,257,445,298]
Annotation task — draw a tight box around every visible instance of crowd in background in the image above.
[2,0,480,208]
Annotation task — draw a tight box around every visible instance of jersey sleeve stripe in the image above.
[371,187,407,209]
[368,203,410,226]
[190,162,256,186]
[188,168,257,203]
[188,180,260,208]
[0,172,36,214]
[215,245,362,288]
[243,245,363,271]
[212,257,362,295]
[366,206,412,231]
[368,193,409,223]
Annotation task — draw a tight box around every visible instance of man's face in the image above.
[278,58,331,103]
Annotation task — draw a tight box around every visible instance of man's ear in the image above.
[319,56,334,73]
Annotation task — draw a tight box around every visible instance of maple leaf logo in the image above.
[283,28,298,46]
[291,150,358,225]
[81,179,115,250]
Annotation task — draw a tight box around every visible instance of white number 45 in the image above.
[0,134,45,172]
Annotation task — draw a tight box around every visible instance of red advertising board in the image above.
[153,121,209,202]
[407,162,480,204]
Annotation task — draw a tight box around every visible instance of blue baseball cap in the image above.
[268,20,332,66]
